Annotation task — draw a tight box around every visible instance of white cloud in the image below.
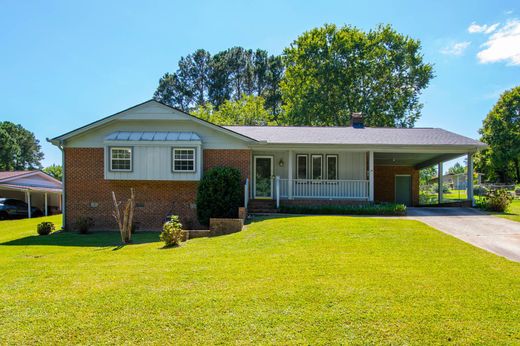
[505,10,514,15]
[468,22,500,34]
[440,41,471,56]
[477,19,520,65]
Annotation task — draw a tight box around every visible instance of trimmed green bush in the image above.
[196,167,242,225]
[279,203,407,216]
[37,222,55,236]
[160,215,184,247]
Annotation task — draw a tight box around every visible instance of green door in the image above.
[395,175,412,206]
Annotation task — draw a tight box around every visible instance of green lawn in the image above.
[492,199,520,222]
[1,215,520,344]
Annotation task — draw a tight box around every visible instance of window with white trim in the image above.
[326,155,338,180]
[110,147,132,171]
[311,155,323,180]
[172,148,196,172]
[297,155,308,179]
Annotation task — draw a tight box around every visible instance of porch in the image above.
[246,149,476,209]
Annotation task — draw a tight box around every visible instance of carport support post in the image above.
[368,151,374,202]
[26,191,32,218]
[438,162,443,204]
[44,192,48,216]
[467,153,474,206]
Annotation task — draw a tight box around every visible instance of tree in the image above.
[192,94,272,126]
[281,24,434,127]
[154,47,283,117]
[0,121,43,170]
[43,164,63,181]
[448,162,465,175]
[479,86,520,183]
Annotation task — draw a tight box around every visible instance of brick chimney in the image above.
[350,112,364,128]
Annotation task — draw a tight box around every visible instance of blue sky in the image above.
[1,0,519,167]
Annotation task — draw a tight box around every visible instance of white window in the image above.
[326,155,338,180]
[311,155,323,180]
[172,148,196,172]
[110,147,132,171]
[297,155,308,179]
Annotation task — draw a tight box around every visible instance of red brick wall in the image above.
[374,165,419,206]
[203,149,251,184]
[64,148,251,231]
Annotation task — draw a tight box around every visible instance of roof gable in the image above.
[50,100,256,144]
[0,171,62,189]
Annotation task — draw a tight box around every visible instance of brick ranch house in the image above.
[49,100,486,230]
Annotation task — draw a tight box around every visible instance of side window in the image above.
[297,155,308,179]
[172,148,196,172]
[326,155,338,180]
[110,147,132,171]
[311,155,323,180]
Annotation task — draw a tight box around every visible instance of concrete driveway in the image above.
[407,208,520,262]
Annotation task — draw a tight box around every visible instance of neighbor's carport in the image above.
[0,171,62,217]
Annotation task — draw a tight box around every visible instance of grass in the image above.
[1,215,520,344]
[489,199,520,223]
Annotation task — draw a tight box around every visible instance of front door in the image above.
[395,175,412,206]
[254,156,273,199]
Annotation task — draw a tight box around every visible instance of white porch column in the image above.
[288,150,293,200]
[467,153,474,206]
[438,162,443,204]
[44,192,48,216]
[26,191,32,218]
[369,151,374,202]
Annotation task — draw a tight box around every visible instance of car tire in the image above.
[0,212,8,220]
[33,211,43,218]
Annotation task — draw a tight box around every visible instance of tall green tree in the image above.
[192,94,272,126]
[43,164,63,181]
[281,24,433,127]
[154,47,282,114]
[448,162,465,175]
[478,86,520,183]
[0,122,44,170]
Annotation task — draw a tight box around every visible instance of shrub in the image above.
[196,167,242,225]
[37,222,55,236]
[480,189,513,212]
[74,217,95,234]
[279,203,407,216]
[160,215,184,247]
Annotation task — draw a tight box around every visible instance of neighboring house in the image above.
[49,100,486,230]
[430,173,484,190]
[0,171,63,217]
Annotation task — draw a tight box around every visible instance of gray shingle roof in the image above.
[224,126,486,147]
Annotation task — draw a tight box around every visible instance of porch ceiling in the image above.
[374,152,465,168]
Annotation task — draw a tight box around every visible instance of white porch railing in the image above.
[277,178,369,200]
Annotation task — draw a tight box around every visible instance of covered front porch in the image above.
[246,148,476,209]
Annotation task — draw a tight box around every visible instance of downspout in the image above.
[47,138,66,230]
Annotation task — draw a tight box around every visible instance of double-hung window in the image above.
[110,147,132,171]
[326,155,338,180]
[297,155,308,179]
[311,155,323,180]
[172,148,196,172]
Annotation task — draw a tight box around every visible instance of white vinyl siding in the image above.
[110,147,132,171]
[105,145,202,181]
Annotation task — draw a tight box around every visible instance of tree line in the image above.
[154,24,434,128]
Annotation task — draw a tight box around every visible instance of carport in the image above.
[0,171,62,217]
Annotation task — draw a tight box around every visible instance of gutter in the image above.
[47,138,66,230]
